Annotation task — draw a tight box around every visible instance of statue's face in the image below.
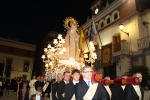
[69,21,72,27]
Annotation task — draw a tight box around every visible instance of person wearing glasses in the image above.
[75,66,107,100]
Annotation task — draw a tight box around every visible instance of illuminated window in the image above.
[23,61,30,72]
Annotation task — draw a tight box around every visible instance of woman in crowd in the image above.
[18,81,29,100]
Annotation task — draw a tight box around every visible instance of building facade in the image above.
[81,0,150,78]
[0,38,36,80]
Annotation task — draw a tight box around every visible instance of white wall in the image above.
[0,53,34,80]
[116,56,131,77]
[82,12,150,77]
[11,71,31,80]
[83,15,141,52]
[141,11,150,38]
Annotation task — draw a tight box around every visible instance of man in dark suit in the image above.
[111,75,127,100]
[112,83,124,100]
[103,76,112,100]
[65,69,80,100]
[57,71,70,100]
[40,76,45,88]
[52,73,63,100]
[75,66,107,100]
[34,76,41,90]
[124,73,144,100]
[42,80,51,98]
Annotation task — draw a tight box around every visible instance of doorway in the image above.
[103,63,116,79]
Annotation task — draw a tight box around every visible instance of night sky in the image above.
[0,0,94,45]
[1,0,117,75]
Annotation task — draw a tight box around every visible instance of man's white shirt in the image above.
[35,95,41,100]
[73,80,79,85]
[121,85,126,90]
[133,85,142,100]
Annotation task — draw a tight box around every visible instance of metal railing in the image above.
[113,40,131,53]
[137,36,150,50]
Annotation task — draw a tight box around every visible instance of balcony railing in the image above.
[137,36,150,50]
[113,40,131,56]
[113,40,130,52]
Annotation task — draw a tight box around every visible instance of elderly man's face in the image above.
[82,67,93,80]
[136,73,142,83]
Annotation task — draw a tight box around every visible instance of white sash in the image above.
[83,83,98,100]
[133,85,142,100]
[104,85,112,99]
[43,82,49,92]
[62,93,65,97]
[71,94,76,100]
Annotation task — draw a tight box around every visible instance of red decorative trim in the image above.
[91,72,102,83]
[114,78,126,85]
[0,44,35,58]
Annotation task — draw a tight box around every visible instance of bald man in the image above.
[52,73,63,100]
[124,73,144,100]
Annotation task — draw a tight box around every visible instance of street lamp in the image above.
[119,24,129,36]
[42,34,66,75]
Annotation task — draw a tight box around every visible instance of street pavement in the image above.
[0,89,16,100]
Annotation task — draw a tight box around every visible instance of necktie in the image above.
[87,81,90,87]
